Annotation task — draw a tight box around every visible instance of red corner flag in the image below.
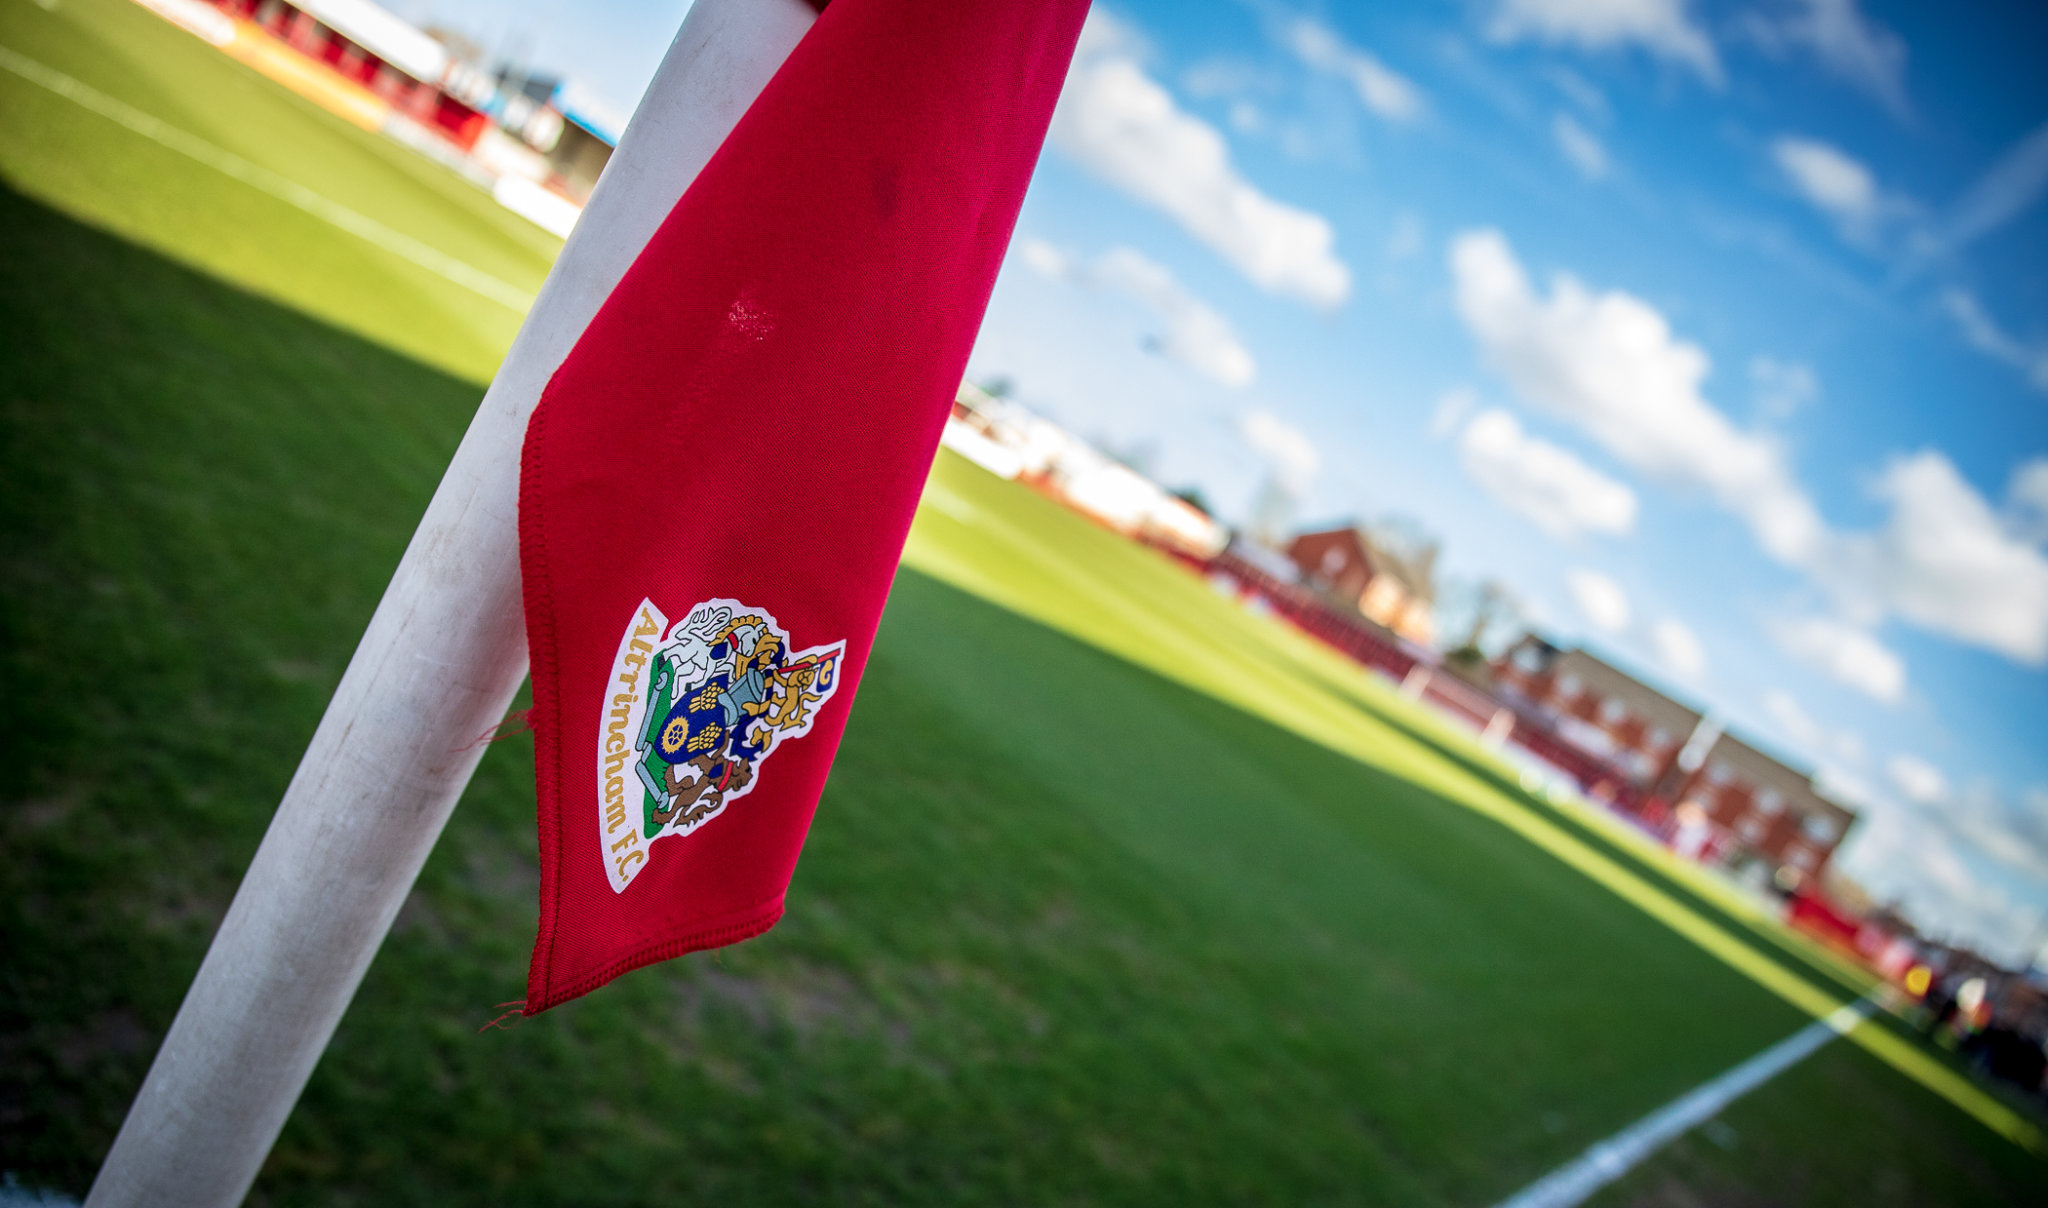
[516,0,1089,1011]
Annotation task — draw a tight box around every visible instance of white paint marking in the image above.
[0,44,536,311]
[1494,995,1879,1208]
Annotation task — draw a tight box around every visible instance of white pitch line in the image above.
[1493,995,1880,1208]
[0,44,536,312]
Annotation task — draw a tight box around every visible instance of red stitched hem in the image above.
[521,898,787,1014]
[520,384,569,1010]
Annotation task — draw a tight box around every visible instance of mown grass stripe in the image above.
[0,43,536,312]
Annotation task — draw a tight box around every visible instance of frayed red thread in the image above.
[477,1000,528,1033]
[495,707,536,740]
[461,708,536,753]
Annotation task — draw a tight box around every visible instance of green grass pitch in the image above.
[2,1,2044,1203]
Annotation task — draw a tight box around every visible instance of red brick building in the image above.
[1494,634,1856,885]
[1666,731,1855,883]
[1494,636,1701,789]
[1285,526,1436,646]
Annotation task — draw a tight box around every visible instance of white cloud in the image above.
[1761,689,1865,769]
[1488,0,1720,84]
[1739,0,1909,117]
[1914,120,2048,268]
[1771,136,1885,235]
[1429,386,1478,439]
[1830,767,2048,965]
[1761,689,1814,743]
[1886,753,1949,806]
[1547,67,1610,121]
[1938,289,2048,393]
[1749,355,1820,421]
[1552,112,1610,180]
[1450,228,2048,669]
[1768,614,1906,703]
[1650,617,1707,678]
[1095,248,1258,388]
[1828,452,2048,664]
[1241,409,1319,495]
[1052,12,1351,307]
[1949,784,2048,883]
[1839,773,2048,961]
[1020,241,1258,387]
[1019,238,1074,279]
[1566,567,1631,632]
[1181,57,1266,101]
[1837,798,2042,966]
[1448,228,1825,564]
[1278,16,1423,122]
[2010,459,2048,542]
[1459,409,1637,538]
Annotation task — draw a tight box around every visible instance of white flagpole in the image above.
[85,2,817,1203]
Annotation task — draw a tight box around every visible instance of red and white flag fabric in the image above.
[516,0,1089,1012]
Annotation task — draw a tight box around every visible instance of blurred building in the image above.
[1665,730,1856,885]
[1494,633,1856,887]
[490,69,620,202]
[200,0,492,147]
[1494,637,1701,789]
[940,386,1225,557]
[140,0,618,234]
[1284,525,1436,646]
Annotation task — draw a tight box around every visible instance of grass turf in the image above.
[2,3,2045,1204]
[0,0,554,385]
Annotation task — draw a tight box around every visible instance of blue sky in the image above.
[412,0,2048,963]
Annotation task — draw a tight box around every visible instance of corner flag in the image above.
[517,0,1089,1011]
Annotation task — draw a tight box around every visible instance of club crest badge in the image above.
[597,598,845,891]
